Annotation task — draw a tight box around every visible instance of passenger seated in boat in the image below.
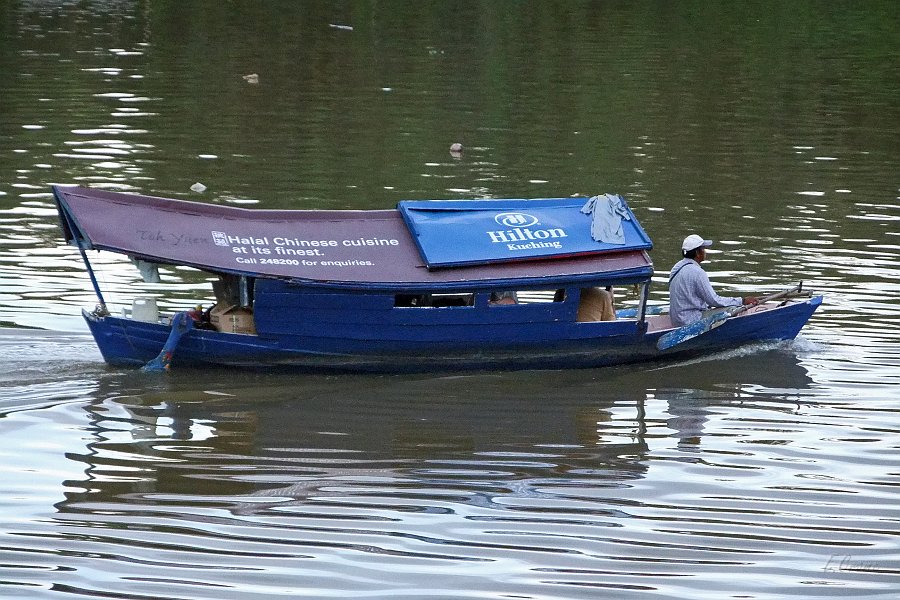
[489,291,518,305]
[576,287,615,321]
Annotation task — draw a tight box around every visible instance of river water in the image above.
[1,2,898,598]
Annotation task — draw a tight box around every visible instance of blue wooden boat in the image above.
[53,186,822,372]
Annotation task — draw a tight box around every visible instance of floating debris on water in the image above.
[329,23,353,31]
[242,73,259,84]
[450,142,463,156]
[190,182,207,193]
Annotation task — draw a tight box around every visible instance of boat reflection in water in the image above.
[60,379,650,512]
[56,345,813,513]
[29,346,819,598]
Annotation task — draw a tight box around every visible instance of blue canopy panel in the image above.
[398,196,652,269]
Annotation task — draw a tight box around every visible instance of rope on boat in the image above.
[141,311,194,372]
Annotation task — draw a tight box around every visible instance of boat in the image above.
[52,185,822,372]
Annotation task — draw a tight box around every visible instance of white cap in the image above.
[682,234,712,253]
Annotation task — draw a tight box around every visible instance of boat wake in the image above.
[0,328,105,412]
[645,337,814,372]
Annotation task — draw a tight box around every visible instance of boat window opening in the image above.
[488,291,518,305]
[488,289,566,306]
[212,274,255,308]
[393,293,475,307]
[431,293,475,307]
[394,293,431,307]
[394,290,566,308]
[513,289,566,304]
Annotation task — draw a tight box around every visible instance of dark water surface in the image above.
[1,2,899,598]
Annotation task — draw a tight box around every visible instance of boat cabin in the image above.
[54,187,656,333]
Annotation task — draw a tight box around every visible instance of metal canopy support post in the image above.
[637,281,650,327]
[61,207,108,314]
[78,244,109,315]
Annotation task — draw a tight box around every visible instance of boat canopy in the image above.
[54,186,654,291]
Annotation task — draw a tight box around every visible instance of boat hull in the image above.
[84,296,822,373]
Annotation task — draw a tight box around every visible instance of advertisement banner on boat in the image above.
[53,187,654,286]
[398,195,652,268]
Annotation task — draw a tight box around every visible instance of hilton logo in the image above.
[495,212,539,228]
[486,212,568,247]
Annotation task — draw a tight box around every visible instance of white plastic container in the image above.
[131,297,159,323]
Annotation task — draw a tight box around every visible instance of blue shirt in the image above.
[668,259,742,327]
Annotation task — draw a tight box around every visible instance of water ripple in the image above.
[0,370,897,599]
